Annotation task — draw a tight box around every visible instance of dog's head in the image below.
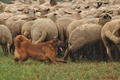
[15,35,31,42]
[53,37,62,46]
[14,35,31,48]
[52,37,64,51]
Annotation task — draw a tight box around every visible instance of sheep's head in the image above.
[98,13,112,26]
[28,9,36,21]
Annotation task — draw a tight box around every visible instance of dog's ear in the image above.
[19,37,23,42]
[53,37,58,42]
[18,35,28,42]
[29,39,32,42]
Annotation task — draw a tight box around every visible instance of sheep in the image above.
[101,19,120,61]
[31,18,58,43]
[0,25,12,55]
[64,13,112,62]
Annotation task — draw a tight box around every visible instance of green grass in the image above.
[0,49,120,80]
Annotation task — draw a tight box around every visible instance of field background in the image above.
[0,0,120,80]
[0,48,120,80]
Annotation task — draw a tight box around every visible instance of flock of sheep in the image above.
[0,0,120,62]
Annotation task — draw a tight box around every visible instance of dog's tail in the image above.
[14,35,29,48]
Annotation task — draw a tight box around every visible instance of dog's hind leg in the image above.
[55,58,67,63]
[48,56,57,65]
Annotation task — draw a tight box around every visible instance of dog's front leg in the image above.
[18,60,22,64]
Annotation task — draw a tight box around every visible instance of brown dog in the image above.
[14,35,66,64]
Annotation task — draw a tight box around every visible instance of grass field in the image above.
[0,48,120,80]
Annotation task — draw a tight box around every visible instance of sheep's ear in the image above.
[44,15,47,18]
[65,11,72,15]
[18,9,23,11]
[53,13,57,15]
[107,10,113,14]
[78,10,82,13]
[36,10,39,12]
[102,10,106,13]
[75,9,82,13]
[104,14,111,19]
[47,8,50,11]
[21,17,28,20]
[108,14,112,19]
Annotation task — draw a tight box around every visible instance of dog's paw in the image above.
[63,60,67,63]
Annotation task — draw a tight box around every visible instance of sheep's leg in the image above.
[64,48,69,60]
[115,44,120,61]
[64,48,76,62]
[1,45,7,55]
[99,42,107,61]
[85,46,93,60]
[69,50,76,62]
[106,46,114,61]
[4,45,8,54]
[114,48,119,61]
[7,44,11,55]
[102,36,114,61]
[79,48,85,59]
